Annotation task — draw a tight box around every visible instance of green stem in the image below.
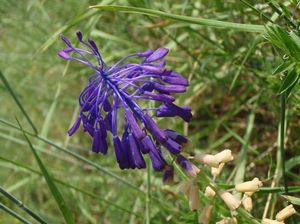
[0,203,32,224]
[280,93,288,194]
[0,187,47,223]
[146,160,151,224]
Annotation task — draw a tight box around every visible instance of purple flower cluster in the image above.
[58,32,193,172]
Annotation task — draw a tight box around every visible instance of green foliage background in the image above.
[0,0,299,223]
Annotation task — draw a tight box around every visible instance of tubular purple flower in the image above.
[176,155,200,177]
[156,103,192,122]
[58,32,192,172]
[163,165,174,185]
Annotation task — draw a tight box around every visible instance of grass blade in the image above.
[0,118,142,192]
[0,71,38,135]
[0,203,32,224]
[89,5,266,33]
[0,156,142,218]
[0,186,47,224]
[16,119,74,224]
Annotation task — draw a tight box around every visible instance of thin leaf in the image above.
[0,203,32,224]
[278,70,299,95]
[281,195,300,206]
[89,5,266,33]
[0,186,47,224]
[16,119,75,224]
[272,62,295,75]
[0,71,38,135]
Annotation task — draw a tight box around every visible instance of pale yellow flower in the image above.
[261,218,284,224]
[235,177,262,193]
[216,217,237,224]
[204,186,216,198]
[275,204,296,222]
[218,190,241,211]
[242,195,253,212]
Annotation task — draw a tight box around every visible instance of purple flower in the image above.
[58,32,192,171]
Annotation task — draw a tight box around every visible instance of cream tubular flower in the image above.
[204,186,216,198]
[194,154,220,167]
[215,149,234,163]
[235,177,263,193]
[211,163,225,178]
[242,195,253,212]
[275,204,296,222]
[261,218,284,224]
[218,190,241,211]
[216,217,237,224]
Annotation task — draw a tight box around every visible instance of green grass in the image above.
[1,0,300,223]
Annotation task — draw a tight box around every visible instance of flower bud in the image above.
[275,204,296,221]
[218,190,241,211]
[215,149,233,163]
[242,195,253,212]
[235,177,262,193]
[211,163,225,178]
[195,154,220,168]
[216,217,237,224]
[204,186,216,198]
[261,218,284,224]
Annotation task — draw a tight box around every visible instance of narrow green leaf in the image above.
[0,203,32,224]
[16,119,74,224]
[0,156,142,218]
[286,155,300,171]
[89,5,266,33]
[0,71,38,135]
[272,62,295,75]
[281,195,300,206]
[278,70,299,95]
[0,186,47,224]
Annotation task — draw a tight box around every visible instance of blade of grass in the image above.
[0,156,142,218]
[279,93,288,194]
[0,186,47,224]
[0,203,32,224]
[16,119,75,224]
[0,71,38,135]
[89,5,266,33]
[0,118,142,192]
[233,98,258,198]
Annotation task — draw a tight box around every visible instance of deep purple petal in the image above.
[92,129,108,154]
[164,129,188,145]
[143,91,175,103]
[163,138,181,154]
[145,48,169,63]
[68,116,81,136]
[125,109,145,140]
[161,75,189,86]
[136,49,153,57]
[149,146,167,171]
[128,133,146,169]
[153,82,186,93]
[113,136,129,169]
[163,165,174,185]
[143,114,168,143]
[156,103,192,122]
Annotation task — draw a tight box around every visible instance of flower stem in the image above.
[280,93,288,194]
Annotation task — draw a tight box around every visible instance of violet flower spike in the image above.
[58,32,192,171]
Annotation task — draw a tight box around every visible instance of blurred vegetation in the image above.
[0,0,299,223]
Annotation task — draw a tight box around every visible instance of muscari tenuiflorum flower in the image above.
[58,32,192,171]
